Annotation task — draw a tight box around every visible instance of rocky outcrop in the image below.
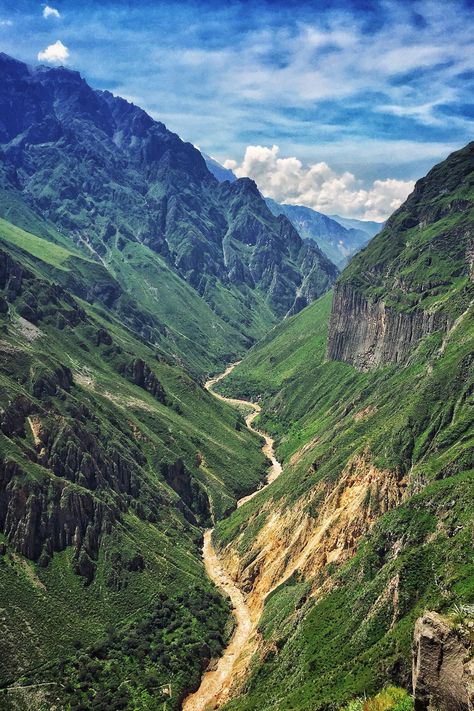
[1,395,34,436]
[328,283,450,371]
[161,459,210,525]
[221,449,405,613]
[413,611,474,710]
[0,458,116,582]
[31,364,73,398]
[35,417,143,495]
[119,358,167,403]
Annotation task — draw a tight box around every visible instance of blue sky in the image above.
[0,0,473,219]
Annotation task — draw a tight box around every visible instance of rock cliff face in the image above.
[220,449,405,620]
[161,459,210,525]
[0,458,113,582]
[327,283,451,370]
[327,142,473,370]
[413,611,474,711]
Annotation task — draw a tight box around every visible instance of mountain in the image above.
[329,141,474,369]
[0,210,268,709]
[211,142,474,709]
[0,52,337,376]
[265,197,372,267]
[329,214,384,237]
[203,153,237,183]
[201,155,377,268]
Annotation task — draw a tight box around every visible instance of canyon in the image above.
[0,46,472,711]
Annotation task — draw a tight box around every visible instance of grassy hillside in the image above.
[213,148,474,709]
[215,289,473,709]
[0,194,272,376]
[0,215,267,710]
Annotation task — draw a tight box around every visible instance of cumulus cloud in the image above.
[227,145,414,221]
[37,39,69,64]
[43,5,61,19]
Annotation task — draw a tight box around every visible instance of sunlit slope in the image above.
[213,144,474,710]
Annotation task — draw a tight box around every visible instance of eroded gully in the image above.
[182,362,282,711]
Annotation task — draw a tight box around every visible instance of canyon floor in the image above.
[182,364,283,711]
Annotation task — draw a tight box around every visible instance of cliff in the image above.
[328,142,474,370]
[413,611,474,711]
[327,282,451,370]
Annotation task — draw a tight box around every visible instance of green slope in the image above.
[0,192,273,376]
[0,53,338,376]
[0,216,267,710]
[215,291,473,710]
[212,147,474,710]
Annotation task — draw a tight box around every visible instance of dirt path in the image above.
[182,362,282,711]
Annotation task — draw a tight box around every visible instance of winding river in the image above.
[182,362,282,711]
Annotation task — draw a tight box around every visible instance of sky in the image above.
[0,0,473,220]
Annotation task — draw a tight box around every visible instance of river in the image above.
[182,362,282,711]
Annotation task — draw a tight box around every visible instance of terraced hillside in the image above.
[213,142,474,710]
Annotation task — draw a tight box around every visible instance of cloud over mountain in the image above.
[37,39,69,64]
[226,145,414,221]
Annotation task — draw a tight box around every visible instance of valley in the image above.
[0,43,472,711]
[184,362,284,711]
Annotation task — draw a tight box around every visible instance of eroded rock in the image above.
[413,611,474,711]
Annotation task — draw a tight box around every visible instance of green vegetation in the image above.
[215,145,474,710]
[1,584,230,711]
[341,686,413,711]
[0,213,267,709]
[215,288,473,709]
[341,143,474,320]
[0,55,472,711]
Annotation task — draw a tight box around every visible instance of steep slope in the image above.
[0,215,268,710]
[0,52,337,373]
[329,142,474,370]
[265,197,373,267]
[211,144,474,710]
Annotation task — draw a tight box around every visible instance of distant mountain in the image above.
[265,197,371,268]
[329,214,384,237]
[202,156,379,268]
[203,153,237,182]
[0,52,337,374]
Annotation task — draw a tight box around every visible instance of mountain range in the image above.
[0,52,337,376]
[265,198,380,268]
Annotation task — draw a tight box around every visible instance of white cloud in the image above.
[230,145,414,221]
[0,19,13,26]
[37,39,69,64]
[43,5,61,19]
